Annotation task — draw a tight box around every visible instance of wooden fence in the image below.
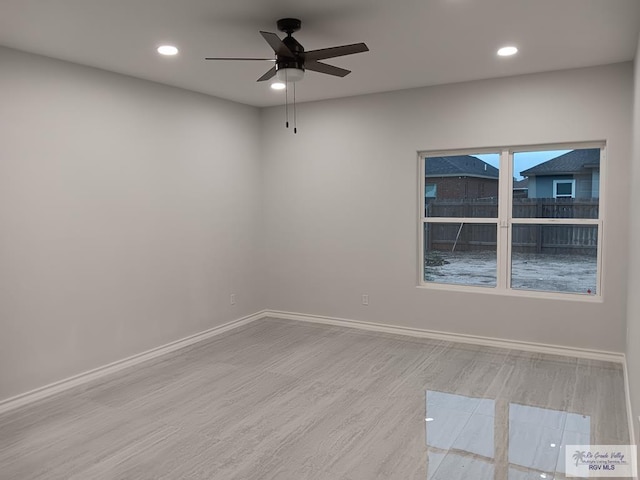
[425,198,599,255]
[425,198,599,219]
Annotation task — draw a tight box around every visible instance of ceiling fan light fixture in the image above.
[271,82,286,90]
[276,67,305,83]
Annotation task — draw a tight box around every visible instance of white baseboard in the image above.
[265,310,625,363]
[0,310,267,415]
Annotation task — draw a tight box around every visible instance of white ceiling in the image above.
[1,0,639,107]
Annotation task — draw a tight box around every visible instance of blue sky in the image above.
[476,150,571,180]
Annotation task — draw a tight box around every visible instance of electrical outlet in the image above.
[362,294,369,306]
[230,294,236,305]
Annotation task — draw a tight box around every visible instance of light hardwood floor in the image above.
[0,318,630,479]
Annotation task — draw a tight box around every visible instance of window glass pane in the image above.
[511,224,598,294]
[512,149,600,219]
[425,153,499,218]
[424,222,497,287]
[555,181,573,197]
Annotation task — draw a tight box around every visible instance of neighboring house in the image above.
[425,155,499,200]
[519,149,600,199]
[512,178,529,198]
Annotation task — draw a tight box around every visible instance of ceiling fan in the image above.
[205,18,368,133]
[205,18,369,85]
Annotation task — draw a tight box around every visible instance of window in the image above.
[553,179,575,198]
[419,144,603,297]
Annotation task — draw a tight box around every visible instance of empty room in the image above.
[1,1,640,479]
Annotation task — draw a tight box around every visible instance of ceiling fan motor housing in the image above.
[276,32,305,77]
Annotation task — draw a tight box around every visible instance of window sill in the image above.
[416,282,603,302]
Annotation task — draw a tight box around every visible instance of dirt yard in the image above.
[425,250,597,295]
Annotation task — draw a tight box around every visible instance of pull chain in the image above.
[293,82,297,134]
[284,69,289,129]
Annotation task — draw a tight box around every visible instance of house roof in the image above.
[513,178,529,189]
[425,155,499,179]
[520,149,600,177]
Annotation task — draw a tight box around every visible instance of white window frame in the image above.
[417,142,605,301]
[553,179,576,198]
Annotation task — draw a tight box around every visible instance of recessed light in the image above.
[425,417,434,422]
[540,474,547,479]
[157,45,179,56]
[497,46,518,57]
[550,443,556,448]
[271,82,286,90]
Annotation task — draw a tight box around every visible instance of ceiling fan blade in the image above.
[304,43,369,61]
[257,66,277,82]
[305,61,351,77]
[205,57,275,61]
[260,31,294,58]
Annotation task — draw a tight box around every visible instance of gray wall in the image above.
[261,63,633,352]
[626,33,640,444]
[0,47,264,401]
